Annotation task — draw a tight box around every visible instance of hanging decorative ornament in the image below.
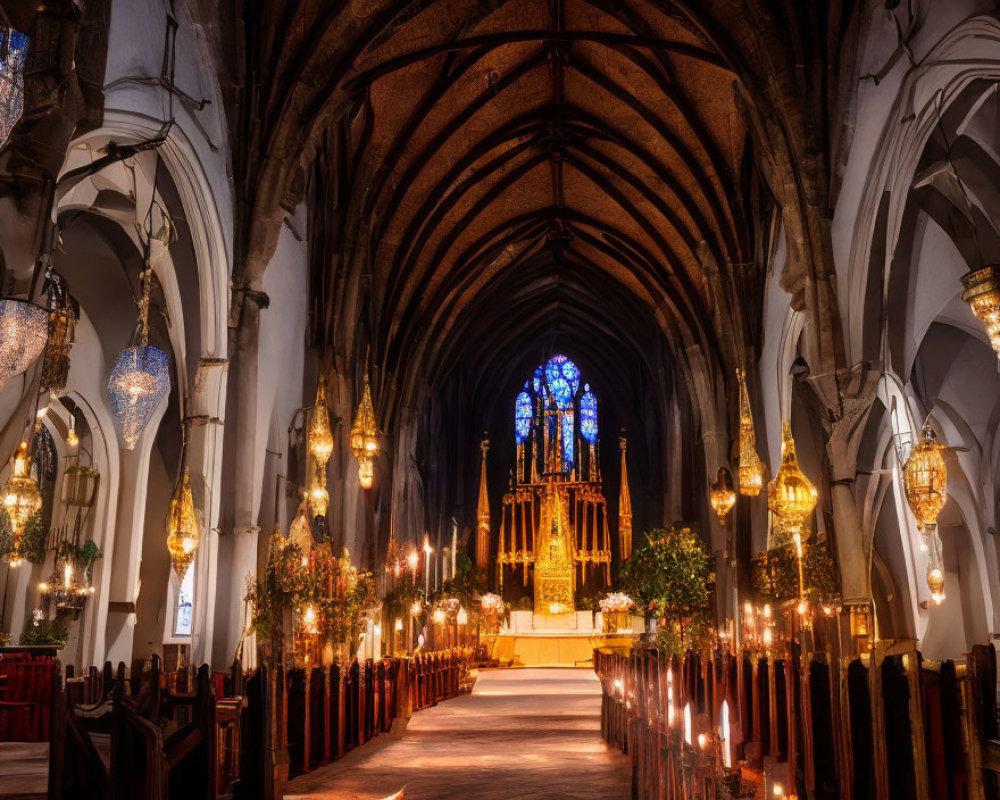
[767,422,817,539]
[926,564,945,605]
[0,299,48,388]
[3,441,42,567]
[308,479,330,518]
[903,422,947,535]
[961,265,1000,359]
[709,466,736,526]
[165,467,199,577]
[108,266,170,450]
[308,375,334,471]
[350,373,379,488]
[736,368,764,496]
[39,275,75,398]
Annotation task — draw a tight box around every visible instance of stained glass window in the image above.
[0,29,28,150]
[562,410,575,469]
[580,384,598,443]
[515,388,532,443]
[173,566,194,637]
[544,354,578,409]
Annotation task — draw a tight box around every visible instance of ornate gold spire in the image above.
[736,368,764,496]
[476,435,491,569]
[618,431,632,560]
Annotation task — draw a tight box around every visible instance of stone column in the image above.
[805,363,882,604]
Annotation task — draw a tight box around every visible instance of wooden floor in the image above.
[284,667,630,800]
[0,742,47,799]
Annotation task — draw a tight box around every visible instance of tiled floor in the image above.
[284,667,630,800]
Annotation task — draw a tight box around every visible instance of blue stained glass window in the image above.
[515,390,532,443]
[0,29,28,150]
[580,385,598,443]
[544,354,578,409]
[562,410,575,469]
[532,364,544,393]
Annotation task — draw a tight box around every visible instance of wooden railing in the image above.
[596,640,1000,800]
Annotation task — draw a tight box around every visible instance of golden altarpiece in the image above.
[492,355,631,615]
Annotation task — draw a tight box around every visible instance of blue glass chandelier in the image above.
[107,266,169,450]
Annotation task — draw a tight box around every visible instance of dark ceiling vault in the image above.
[233,0,853,549]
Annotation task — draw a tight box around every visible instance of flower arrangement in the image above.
[480,593,503,612]
[246,530,375,661]
[599,592,633,613]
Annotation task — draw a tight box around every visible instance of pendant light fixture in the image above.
[709,467,736,526]
[767,422,818,539]
[166,467,199,577]
[3,441,42,567]
[107,264,170,450]
[961,265,1000,359]
[0,299,48,388]
[350,372,379,489]
[736,368,764,496]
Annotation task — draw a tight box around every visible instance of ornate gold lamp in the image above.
[903,421,948,604]
[768,422,817,611]
[350,373,379,489]
[736,368,764,496]
[166,468,199,577]
[3,441,41,567]
[709,467,736,526]
[308,376,334,471]
[903,422,947,535]
[961,265,1000,358]
[768,422,817,537]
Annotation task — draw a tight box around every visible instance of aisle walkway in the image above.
[284,667,630,800]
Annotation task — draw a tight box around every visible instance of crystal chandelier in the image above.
[709,467,736,526]
[166,468,199,577]
[767,422,817,539]
[736,368,764,496]
[0,299,48,387]
[961,265,1000,358]
[38,560,93,619]
[108,266,170,450]
[903,422,947,535]
[3,441,42,567]
[350,373,379,489]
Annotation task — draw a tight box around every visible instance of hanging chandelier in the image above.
[108,266,170,450]
[709,467,736,526]
[39,305,75,397]
[903,422,947,535]
[736,368,764,496]
[308,375,334,470]
[3,441,41,567]
[767,421,817,538]
[350,373,379,489]
[961,265,1000,359]
[166,467,199,577]
[0,299,48,388]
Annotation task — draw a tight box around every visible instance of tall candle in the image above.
[451,521,457,576]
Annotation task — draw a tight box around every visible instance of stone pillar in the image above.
[805,363,882,604]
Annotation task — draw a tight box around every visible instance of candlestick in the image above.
[451,521,457,577]
[423,535,432,595]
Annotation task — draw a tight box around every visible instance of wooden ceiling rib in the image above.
[245,0,775,411]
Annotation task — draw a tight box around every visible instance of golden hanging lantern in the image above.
[350,373,379,488]
[308,376,334,471]
[166,468,199,577]
[39,306,75,397]
[767,421,817,536]
[709,466,736,526]
[3,441,41,567]
[736,368,764,496]
[961,265,1000,359]
[926,564,945,605]
[358,457,374,490]
[308,480,329,518]
[903,422,947,534]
